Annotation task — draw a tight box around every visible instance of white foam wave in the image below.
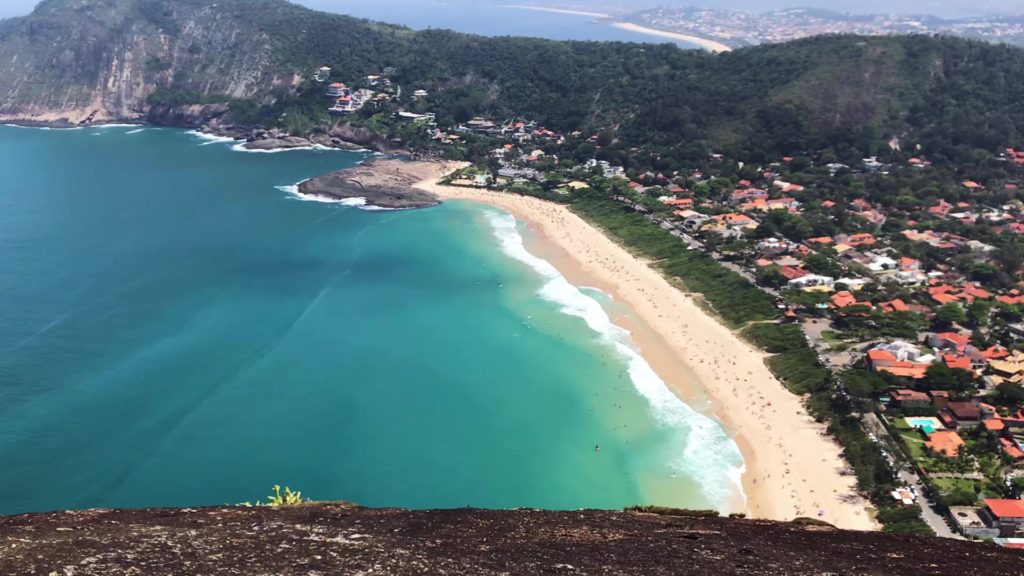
[88,123,140,128]
[2,124,83,130]
[484,210,746,510]
[125,128,146,134]
[187,130,238,145]
[274,181,368,207]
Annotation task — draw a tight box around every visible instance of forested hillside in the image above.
[2,0,1024,162]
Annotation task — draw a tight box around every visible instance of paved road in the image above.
[860,413,964,540]
[897,469,965,539]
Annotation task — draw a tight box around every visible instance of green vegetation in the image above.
[265,485,305,507]
[569,190,778,327]
[11,1,1024,167]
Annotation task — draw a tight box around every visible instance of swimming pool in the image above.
[905,417,944,435]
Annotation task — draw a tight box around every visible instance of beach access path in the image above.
[414,168,877,530]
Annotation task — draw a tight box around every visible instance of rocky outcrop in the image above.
[0,0,312,124]
[0,505,1020,575]
[326,123,399,153]
[145,103,232,128]
[297,159,443,209]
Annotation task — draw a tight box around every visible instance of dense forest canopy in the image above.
[4,0,1024,162]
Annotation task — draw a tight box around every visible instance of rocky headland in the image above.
[297,159,453,209]
[1,504,1020,575]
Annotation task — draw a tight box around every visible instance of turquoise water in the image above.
[905,417,942,434]
[0,125,743,514]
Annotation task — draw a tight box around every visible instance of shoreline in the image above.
[611,22,733,52]
[414,171,875,530]
[499,5,733,52]
[501,5,611,19]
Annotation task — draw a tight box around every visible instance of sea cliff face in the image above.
[0,0,298,124]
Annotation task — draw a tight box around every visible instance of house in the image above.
[313,66,332,82]
[775,266,807,282]
[412,89,429,99]
[988,351,1024,385]
[879,299,910,313]
[866,341,935,379]
[891,389,931,410]
[326,82,348,97]
[951,506,1001,538]
[929,332,971,354]
[715,213,758,230]
[940,402,982,429]
[681,213,712,232]
[663,197,694,209]
[981,499,1024,537]
[926,430,965,456]
[929,390,951,411]
[787,274,834,291]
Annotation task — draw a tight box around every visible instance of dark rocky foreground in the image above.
[298,159,443,209]
[1,505,1020,575]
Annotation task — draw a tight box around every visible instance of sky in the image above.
[0,0,1018,20]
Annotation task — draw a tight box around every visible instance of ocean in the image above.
[298,1,700,47]
[0,125,743,514]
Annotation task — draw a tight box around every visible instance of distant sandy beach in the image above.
[502,5,732,52]
[502,5,610,19]
[611,22,733,53]
[414,165,875,530]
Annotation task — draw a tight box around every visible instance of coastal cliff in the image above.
[0,505,1019,575]
[0,0,301,124]
[6,0,1024,160]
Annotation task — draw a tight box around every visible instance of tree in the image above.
[994,382,1024,409]
[839,369,890,398]
[756,265,786,288]
[934,303,966,329]
[967,300,993,328]
[804,253,843,278]
[924,362,958,391]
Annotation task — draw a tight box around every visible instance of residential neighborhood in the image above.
[393,114,1024,545]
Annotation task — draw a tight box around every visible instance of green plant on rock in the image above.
[266,485,305,507]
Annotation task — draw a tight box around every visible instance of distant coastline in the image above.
[501,5,732,52]
[611,22,733,53]
[501,5,609,20]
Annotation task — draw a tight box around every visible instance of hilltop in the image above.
[2,0,1024,161]
[1,504,1021,575]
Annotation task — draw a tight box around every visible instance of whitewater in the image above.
[483,210,746,510]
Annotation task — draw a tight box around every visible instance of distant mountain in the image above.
[3,0,1024,162]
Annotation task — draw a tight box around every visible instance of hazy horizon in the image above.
[0,0,1018,20]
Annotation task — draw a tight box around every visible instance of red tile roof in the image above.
[926,430,964,456]
[984,499,1024,519]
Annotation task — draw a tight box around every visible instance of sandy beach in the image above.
[414,166,875,530]
[502,5,611,19]
[612,22,733,52]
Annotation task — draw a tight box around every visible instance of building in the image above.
[787,274,834,291]
[940,402,982,429]
[313,66,332,82]
[865,341,935,379]
[981,499,1024,537]
[326,82,348,97]
[925,430,964,456]
[890,389,931,410]
[950,507,1001,539]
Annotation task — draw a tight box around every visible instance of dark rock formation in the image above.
[0,505,1020,575]
[297,159,441,209]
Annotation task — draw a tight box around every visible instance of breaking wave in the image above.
[483,209,746,510]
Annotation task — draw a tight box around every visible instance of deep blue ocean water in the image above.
[0,125,742,514]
